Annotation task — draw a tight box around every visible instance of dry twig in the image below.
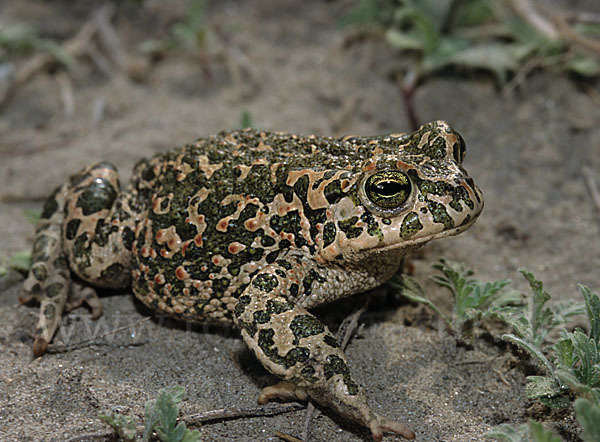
[275,430,304,442]
[0,20,98,109]
[46,317,151,353]
[182,402,305,425]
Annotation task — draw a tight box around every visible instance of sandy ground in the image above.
[1,0,599,441]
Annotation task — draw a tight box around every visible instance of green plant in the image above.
[143,386,201,442]
[99,386,202,442]
[395,258,520,340]
[0,24,74,66]
[0,251,32,276]
[396,262,600,441]
[139,0,209,54]
[501,277,590,408]
[343,0,600,83]
[240,110,252,129]
[486,419,562,442]
[99,412,137,442]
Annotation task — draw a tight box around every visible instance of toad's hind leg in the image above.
[20,183,72,356]
[20,162,136,356]
[233,259,415,441]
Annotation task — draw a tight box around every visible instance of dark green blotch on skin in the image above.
[289,314,325,345]
[322,222,336,247]
[45,282,63,298]
[73,233,88,258]
[266,299,294,315]
[361,211,382,240]
[302,269,326,296]
[301,365,317,382]
[141,162,156,181]
[238,319,257,337]
[427,200,455,228]
[99,263,126,282]
[212,277,230,297]
[293,175,309,201]
[338,216,362,239]
[323,354,359,395]
[324,180,344,205]
[261,236,276,247]
[94,219,111,247]
[257,328,285,366]
[450,185,474,211]
[266,250,280,264]
[31,263,47,282]
[76,178,117,216]
[400,212,423,239]
[253,310,271,324]
[32,235,53,262]
[252,273,279,292]
[53,255,69,271]
[257,328,310,368]
[43,304,56,319]
[122,227,135,250]
[429,136,447,159]
[276,259,292,270]
[323,335,339,348]
[234,294,251,317]
[285,347,310,366]
[41,187,60,219]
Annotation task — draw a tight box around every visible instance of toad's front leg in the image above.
[233,259,415,441]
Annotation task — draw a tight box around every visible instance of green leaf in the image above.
[519,269,559,347]
[385,29,424,51]
[502,333,554,375]
[432,42,526,84]
[23,209,41,225]
[156,387,185,438]
[527,420,563,442]
[485,422,529,441]
[570,330,600,387]
[10,251,32,272]
[539,395,572,409]
[338,0,396,28]
[554,337,575,370]
[566,55,600,77]
[240,110,253,129]
[392,274,452,328]
[525,375,562,399]
[554,370,600,403]
[143,398,159,442]
[99,412,137,442]
[580,285,600,344]
[575,398,600,442]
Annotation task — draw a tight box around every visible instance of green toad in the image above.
[21,121,483,440]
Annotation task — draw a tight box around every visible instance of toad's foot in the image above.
[258,381,308,404]
[20,277,103,356]
[258,381,415,441]
[65,281,103,319]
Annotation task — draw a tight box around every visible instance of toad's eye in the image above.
[362,170,412,212]
[453,133,466,164]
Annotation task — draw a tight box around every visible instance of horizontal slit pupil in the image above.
[376,181,404,196]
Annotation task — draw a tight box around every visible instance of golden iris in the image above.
[364,171,411,210]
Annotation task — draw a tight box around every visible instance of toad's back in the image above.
[130,129,401,321]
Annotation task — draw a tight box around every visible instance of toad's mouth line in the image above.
[371,216,480,256]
